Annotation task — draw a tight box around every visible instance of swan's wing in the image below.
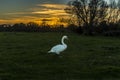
[50,44,66,53]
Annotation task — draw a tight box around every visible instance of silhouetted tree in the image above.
[117,0,120,22]
[65,0,108,35]
[107,0,120,23]
[12,23,26,31]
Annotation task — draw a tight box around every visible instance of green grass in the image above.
[0,32,120,80]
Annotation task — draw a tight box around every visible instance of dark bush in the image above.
[103,31,120,36]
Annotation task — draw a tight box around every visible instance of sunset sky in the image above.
[0,0,118,25]
[0,0,71,25]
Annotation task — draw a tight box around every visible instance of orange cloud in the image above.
[32,10,68,16]
[37,3,67,9]
[31,3,69,17]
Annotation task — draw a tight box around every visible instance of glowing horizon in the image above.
[0,0,71,26]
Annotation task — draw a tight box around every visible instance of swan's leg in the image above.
[48,51,51,53]
[56,53,63,58]
[58,54,63,58]
[56,52,60,55]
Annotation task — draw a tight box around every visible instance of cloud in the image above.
[37,3,67,9]
[32,10,68,16]
[0,3,69,25]
[31,3,69,17]
[5,12,30,15]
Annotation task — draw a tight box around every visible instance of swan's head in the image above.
[63,35,68,39]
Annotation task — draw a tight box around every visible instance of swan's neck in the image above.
[61,37,66,45]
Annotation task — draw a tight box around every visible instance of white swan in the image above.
[48,35,68,55]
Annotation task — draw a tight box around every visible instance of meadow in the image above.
[0,32,120,80]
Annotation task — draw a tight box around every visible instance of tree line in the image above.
[0,22,67,32]
[0,20,120,36]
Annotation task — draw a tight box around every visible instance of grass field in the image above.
[0,32,120,80]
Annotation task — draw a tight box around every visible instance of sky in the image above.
[0,0,118,25]
[0,0,71,25]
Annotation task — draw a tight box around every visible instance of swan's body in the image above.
[48,35,68,55]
